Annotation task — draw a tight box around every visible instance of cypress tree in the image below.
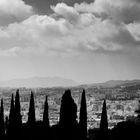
[43,96,49,127]
[9,94,15,125]
[15,89,22,136]
[15,89,22,125]
[100,100,108,132]
[59,90,77,126]
[79,89,87,140]
[8,94,15,137]
[5,116,8,135]
[28,91,36,126]
[0,99,5,137]
[59,90,78,140]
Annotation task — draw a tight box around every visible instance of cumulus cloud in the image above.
[51,3,80,24]
[0,2,140,57]
[0,0,33,25]
[75,0,140,24]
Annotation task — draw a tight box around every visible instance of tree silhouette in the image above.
[0,99,5,137]
[40,96,50,139]
[100,100,108,131]
[14,89,22,139]
[7,94,15,137]
[59,90,77,126]
[26,92,36,139]
[5,116,9,136]
[28,91,36,126]
[79,89,87,140]
[15,89,22,127]
[99,99,108,140]
[59,90,78,140]
[43,96,49,128]
[9,94,15,124]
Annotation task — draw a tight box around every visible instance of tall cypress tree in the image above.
[79,89,87,140]
[0,99,5,137]
[100,100,108,132]
[8,94,15,137]
[9,94,15,125]
[43,96,49,128]
[5,116,8,135]
[28,91,36,126]
[59,90,78,140]
[59,90,77,126]
[15,89,22,130]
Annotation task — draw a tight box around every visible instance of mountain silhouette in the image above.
[0,77,78,88]
[79,79,140,88]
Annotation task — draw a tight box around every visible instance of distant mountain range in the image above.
[0,77,140,88]
[0,77,78,88]
[81,79,140,88]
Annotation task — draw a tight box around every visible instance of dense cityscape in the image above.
[0,83,140,129]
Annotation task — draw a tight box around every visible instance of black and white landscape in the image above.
[0,0,140,140]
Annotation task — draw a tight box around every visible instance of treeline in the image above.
[0,89,139,140]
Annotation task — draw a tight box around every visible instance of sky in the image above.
[0,0,140,83]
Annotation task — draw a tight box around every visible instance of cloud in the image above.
[0,2,140,57]
[75,0,140,24]
[0,0,33,25]
[51,3,80,24]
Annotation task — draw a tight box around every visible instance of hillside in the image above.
[0,77,78,88]
[80,79,140,88]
